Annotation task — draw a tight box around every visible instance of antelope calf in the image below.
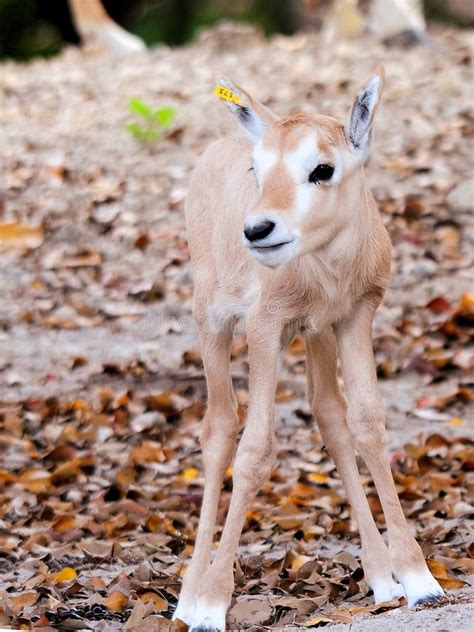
[174,69,443,631]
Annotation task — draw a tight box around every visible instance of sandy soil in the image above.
[330,588,474,631]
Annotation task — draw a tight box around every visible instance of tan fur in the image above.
[174,73,443,630]
[260,164,295,210]
[267,114,343,150]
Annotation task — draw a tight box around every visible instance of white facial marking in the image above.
[284,132,320,221]
[294,183,314,221]
[252,141,278,184]
[283,132,320,183]
[398,570,444,607]
[283,131,341,220]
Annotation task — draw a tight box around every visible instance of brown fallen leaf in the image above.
[0,470,15,485]
[437,577,468,590]
[291,554,314,572]
[426,296,452,313]
[123,599,157,629]
[138,590,168,612]
[171,619,189,632]
[106,590,129,612]
[44,249,102,269]
[10,591,40,614]
[131,441,166,464]
[52,515,76,533]
[304,610,354,626]
[17,468,52,494]
[427,559,468,589]
[80,539,113,559]
[182,349,202,367]
[145,391,190,415]
[0,222,44,251]
[229,598,274,627]
[349,598,404,615]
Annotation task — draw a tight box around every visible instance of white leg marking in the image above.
[189,600,227,631]
[399,570,444,607]
[173,596,195,625]
[371,578,405,604]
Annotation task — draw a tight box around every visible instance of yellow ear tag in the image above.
[214,85,243,106]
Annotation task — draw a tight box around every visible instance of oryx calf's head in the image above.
[216,69,385,268]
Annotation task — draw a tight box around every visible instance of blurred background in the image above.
[0,0,473,60]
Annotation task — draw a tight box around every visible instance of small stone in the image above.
[92,202,120,224]
[130,411,164,432]
[52,305,78,321]
[447,178,473,211]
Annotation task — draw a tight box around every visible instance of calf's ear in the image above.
[215,77,278,142]
[346,66,385,157]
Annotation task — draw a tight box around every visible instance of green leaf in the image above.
[125,122,146,141]
[154,107,175,128]
[144,129,160,141]
[129,98,152,119]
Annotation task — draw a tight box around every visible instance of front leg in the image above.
[173,311,239,626]
[186,312,287,632]
[335,296,444,606]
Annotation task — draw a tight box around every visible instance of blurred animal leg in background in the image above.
[300,0,429,45]
[369,0,429,45]
[68,0,146,54]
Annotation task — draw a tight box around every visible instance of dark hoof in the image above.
[190,627,219,632]
[413,593,446,609]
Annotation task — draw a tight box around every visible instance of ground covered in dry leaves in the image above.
[0,21,473,631]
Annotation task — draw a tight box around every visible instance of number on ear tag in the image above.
[214,85,243,106]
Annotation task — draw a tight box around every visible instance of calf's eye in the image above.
[308,164,334,184]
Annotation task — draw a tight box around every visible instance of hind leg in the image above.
[305,329,403,603]
[336,300,443,606]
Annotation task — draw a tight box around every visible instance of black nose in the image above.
[244,220,275,242]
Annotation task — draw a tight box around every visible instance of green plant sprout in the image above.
[125,98,175,143]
